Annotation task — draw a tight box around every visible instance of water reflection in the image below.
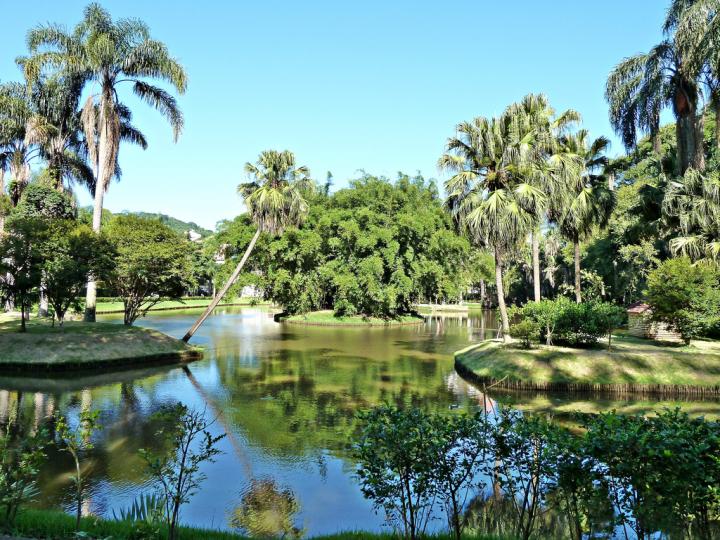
[0,306,718,535]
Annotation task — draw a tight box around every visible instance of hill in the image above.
[78,207,213,237]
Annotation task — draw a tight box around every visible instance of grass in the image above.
[11,509,508,540]
[95,296,268,314]
[455,332,720,392]
[0,316,201,371]
[280,310,425,326]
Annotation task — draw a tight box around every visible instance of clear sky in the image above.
[1,1,668,231]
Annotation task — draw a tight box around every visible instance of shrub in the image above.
[510,319,540,348]
[515,299,625,347]
[646,257,720,344]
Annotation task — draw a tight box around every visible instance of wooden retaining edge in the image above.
[454,343,720,397]
[0,348,204,374]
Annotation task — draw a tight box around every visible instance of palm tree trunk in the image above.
[0,167,5,235]
[713,94,720,150]
[676,100,705,174]
[494,248,511,344]
[574,239,582,304]
[183,229,261,342]
[84,102,113,323]
[651,131,661,155]
[531,230,540,302]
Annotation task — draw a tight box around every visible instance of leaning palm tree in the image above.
[182,150,312,342]
[23,3,187,322]
[441,113,545,342]
[557,131,615,303]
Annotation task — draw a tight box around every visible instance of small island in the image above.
[278,310,425,327]
[455,334,720,396]
[0,316,201,372]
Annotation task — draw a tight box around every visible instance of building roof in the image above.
[627,301,652,314]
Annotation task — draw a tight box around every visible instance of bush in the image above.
[510,319,540,348]
[646,257,720,344]
[514,298,625,347]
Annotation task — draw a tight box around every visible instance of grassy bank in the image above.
[280,310,425,326]
[11,509,507,540]
[0,317,201,372]
[455,333,720,395]
[95,296,268,314]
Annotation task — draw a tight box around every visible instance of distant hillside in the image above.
[79,207,213,237]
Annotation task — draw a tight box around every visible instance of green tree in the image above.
[557,130,615,302]
[24,2,187,322]
[441,112,545,342]
[183,150,312,341]
[664,168,720,264]
[605,1,712,174]
[0,216,47,331]
[42,221,114,325]
[645,256,720,344]
[104,215,195,325]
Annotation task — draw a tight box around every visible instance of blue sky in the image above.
[1,1,667,231]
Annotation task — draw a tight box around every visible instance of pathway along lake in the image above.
[1,307,719,535]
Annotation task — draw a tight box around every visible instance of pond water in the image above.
[1,307,719,535]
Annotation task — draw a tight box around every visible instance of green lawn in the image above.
[96,296,268,313]
[0,317,201,371]
[281,310,424,326]
[12,509,508,540]
[455,333,720,390]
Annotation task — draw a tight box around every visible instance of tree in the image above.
[140,404,225,540]
[663,168,720,264]
[182,150,312,342]
[506,94,580,302]
[24,3,187,322]
[42,221,114,325]
[558,130,615,302]
[0,216,47,331]
[646,256,720,344]
[605,1,711,174]
[441,112,545,342]
[104,215,195,325]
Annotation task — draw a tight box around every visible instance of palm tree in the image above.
[506,94,580,302]
[182,150,312,342]
[664,168,720,263]
[23,3,187,322]
[606,2,709,174]
[557,131,615,303]
[441,113,545,343]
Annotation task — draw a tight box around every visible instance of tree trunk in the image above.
[0,167,5,235]
[494,248,511,343]
[84,99,113,323]
[531,230,540,302]
[714,94,720,150]
[182,229,261,342]
[676,104,705,174]
[574,239,582,303]
[38,283,48,318]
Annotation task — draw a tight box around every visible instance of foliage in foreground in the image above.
[355,405,720,540]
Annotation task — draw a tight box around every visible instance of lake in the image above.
[1,307,718,535]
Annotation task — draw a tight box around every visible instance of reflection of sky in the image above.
[2,307,718,535]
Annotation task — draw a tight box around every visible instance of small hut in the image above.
[627,302,682,341]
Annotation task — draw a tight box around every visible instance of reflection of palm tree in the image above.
[182,366,253,478]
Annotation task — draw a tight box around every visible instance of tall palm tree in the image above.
[669,0,720,149]
[441,113,545,342]
[23,3,187,322]
[664,168,720,263]
[182,150,312,342]
[606,1,710,174]
[506,94,580,302]
[557,131,615,303]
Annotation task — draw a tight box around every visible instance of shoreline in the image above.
[278,310,425,327]
[454,339,720,397]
